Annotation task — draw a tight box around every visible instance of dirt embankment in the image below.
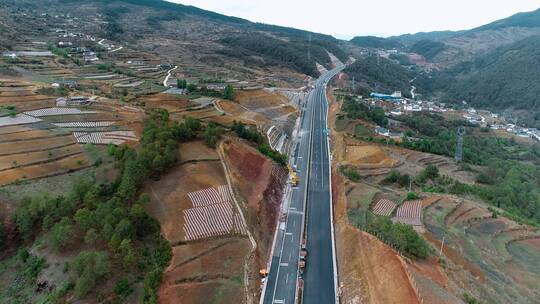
[329,88,421,304]
[333,174,420,304]
[221,138,288,297]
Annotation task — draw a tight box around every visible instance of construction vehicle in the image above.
[288,164,299,187]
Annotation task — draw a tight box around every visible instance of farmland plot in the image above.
[73,131,138,145]
[0,134,75,156]
[0,145,82,171]
[393,200,423,226]
[0,114,42,127]
[24,107,97,117]
[372,199,397,216]
[183,185,247,241]
[53,121,116,128]
[0,153,90,186]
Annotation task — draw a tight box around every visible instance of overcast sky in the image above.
[170,0,540,39]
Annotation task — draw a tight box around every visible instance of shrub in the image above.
[364,215,430,259]
[341,166,361,182]
[115,277,133,298]
[50,217,74,251]
[223,84,235,100]
[72,251,110,298]
[258,144,288,166]
[463,292,482,304]
[407,192,419,200]
[22,254,46,280]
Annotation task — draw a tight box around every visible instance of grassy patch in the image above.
[340,166,360,182]
[354,124,373,138]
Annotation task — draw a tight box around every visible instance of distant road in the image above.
[262,66,344,304]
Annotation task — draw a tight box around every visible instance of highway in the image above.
[261,65,344,304]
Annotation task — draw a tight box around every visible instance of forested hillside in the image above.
[447,36,540,109]
[409,39,446,60]
[473,7,540,31]
[350,36,403,49]
[219,35,344,76]
[344,55,413,95]
[415,35,540,120]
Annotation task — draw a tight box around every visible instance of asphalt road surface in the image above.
[262,66,344,304]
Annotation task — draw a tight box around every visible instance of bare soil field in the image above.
[140,93,192,113]
[0,144,82,171]
[0,134,75,156]
[0,153,90,185]
[344,144,397,168]
[0,125,35,135]
[218,100,268,125]
[160,238,250,304]
[179,140,220,162]
[234,90,288,110]
[0,128,58,142]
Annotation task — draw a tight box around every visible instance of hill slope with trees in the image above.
[0,0,349,79]
[350,36,404,49]
[344,55,413,96]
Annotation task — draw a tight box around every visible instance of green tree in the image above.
[204,122,222,148]
[187,83,197,92]
[84,228,99,245]
[50,217,74,251]
[370,107,388,127]
[407,192,419,200]
[424,164,439,179]
[223,84,235,100]
[115,277,133,298]
[75,208,95,232]
[118,239,137,269]
[115,219,134,241]
[72,251,109,298]
[176,79,187,89]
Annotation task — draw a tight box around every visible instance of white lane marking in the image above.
[280,263,289,267]
[274,300,284,304]
[285,232,293,236]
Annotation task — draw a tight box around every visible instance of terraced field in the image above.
[423,198,540,303]
[0,80,141,185]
